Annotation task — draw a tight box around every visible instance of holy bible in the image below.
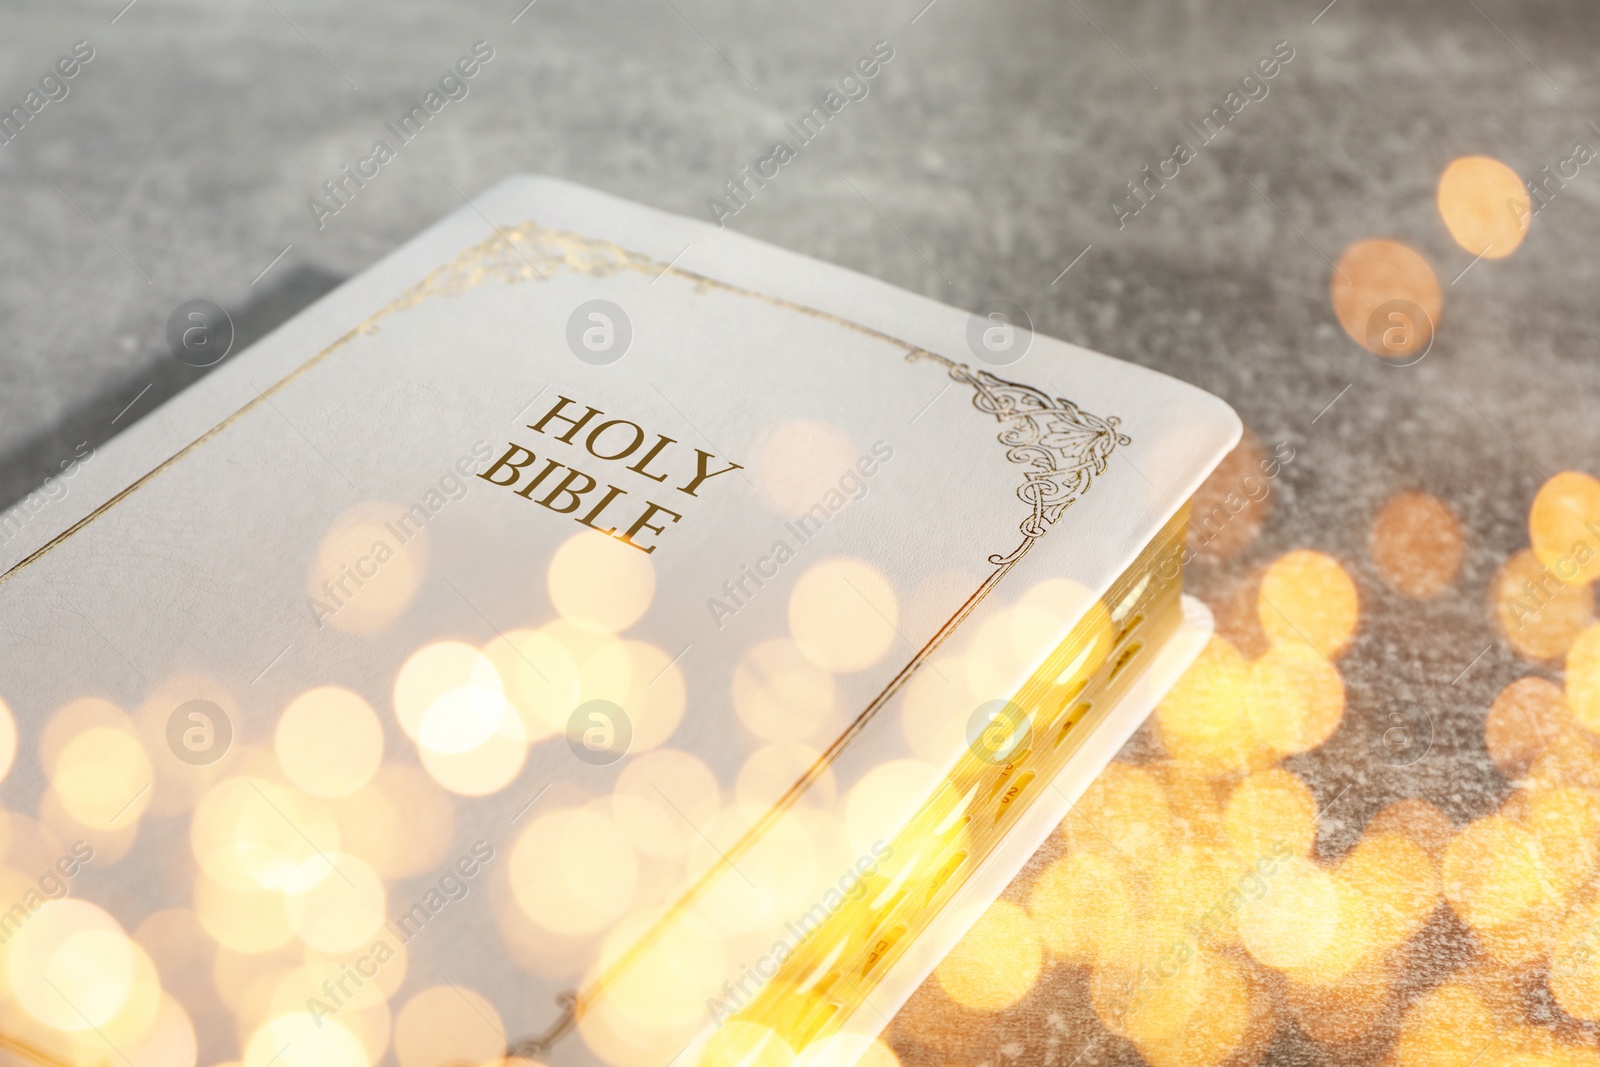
[0,177,1238,1067]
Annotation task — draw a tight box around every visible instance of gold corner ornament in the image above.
[907,350,1130,566]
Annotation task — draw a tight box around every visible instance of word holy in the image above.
[1512,141,1597,227]
[308,441,493,628]
[480,395,744,555]
[307,40,495,230]
[308,841,494,1028]
[706,440,893,629]
[1113,40,1295,229]
[707,841,892,1027]
[0,40,95,147]
[707,40,896,227]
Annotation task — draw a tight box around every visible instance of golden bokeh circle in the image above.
[49,726,153,831]
[1154,636,1270,773]
[416,713,528,797]
[1247,643,1345,758]
[1570,624,1600,734]
[788,557,900,673]
[1222,768,1317,861]
[1550,893,1600,1021]
[276,687,385,799]
[1331,239,1442,360]
[1531,471,1600,585]
[1237,856,1346,974]
[1364,797,1454,863]
[1369,491,1463,599]
[934,900,1042,1012]
[191,776,342,893]
[244,1010,369,1067]
[1492,548,1595,661]
[393,985,505,1067]
[8,900,140,1032]
[510,807,638,936]
[1486,676,1570,778]
[548,530,655,633]
[1442,814,1560,933]
[1029,851,1134,965]
[307,501,427,635]
[754,420,860,518]
[284,852,387,954]
[392,641,506,748]
[1437,155,1530,259]
[484,627,580,744]
[1257,549,1360,659]
[1518,785,1600,906]
[1337,831,1438,954]
[1389,981,1496,1067]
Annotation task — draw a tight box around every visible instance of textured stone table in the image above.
[2,0,1598,1065]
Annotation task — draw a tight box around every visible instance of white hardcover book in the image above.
[0,177,1238,1067]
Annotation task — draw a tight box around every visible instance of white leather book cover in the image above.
[0,176,1239,1067]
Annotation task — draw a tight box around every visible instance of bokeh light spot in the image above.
[276,687,384,799]
[755,420,860,518]
[1486,676,1571,778]
[1257,550,1360,659]
[788,557,899,673]
[1155,636,1268,773]
[1570,625,1600,735]
[1247,643,1345,758]
[511,808,637,936]
[1531,471,1600,584]
[1331,239,1441,359]
[1370,491,1463,599]
[393,985,505,1067]
[307,501,426,635]
[1492,549,1595,661]
[1437,155,1530,259]
[548,530,655,633]
[934,901,1041,1011]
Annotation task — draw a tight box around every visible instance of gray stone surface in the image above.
[2,0,1598,1064]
